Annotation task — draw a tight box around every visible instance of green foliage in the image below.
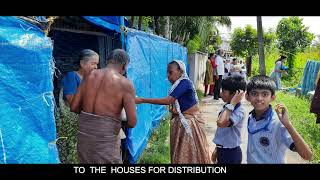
[129,16,231,53]
[231,27,247,57]
[272,92,320,163]
[251,46,320,88]
[171,16,200,42]
[198,20,216,52]
[55,93,79,164]
[141,16,153,32]
[128,16,154,32]
[198,17,229,52]
[276,17,314,73]
[187,35,201,54]
[264,29,277,52]
[207,45,216,54]
[231,25,275,58]
[138,114,170,164]
[206,31,222,53]
[171,16,230,53]
[196,89,204,101]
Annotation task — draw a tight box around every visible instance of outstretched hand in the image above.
[230,90,245,105]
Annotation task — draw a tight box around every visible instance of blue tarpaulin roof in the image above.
[82,16,129,33]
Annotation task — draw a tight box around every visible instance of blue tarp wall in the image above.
[301,60,320,95]
[125,28,188,163]
[0,16,59,163]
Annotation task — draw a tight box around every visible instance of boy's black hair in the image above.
[221,75,246,94]
[247,75,276,96]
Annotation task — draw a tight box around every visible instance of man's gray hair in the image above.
[106,49,130,65]
[79,49,99,63]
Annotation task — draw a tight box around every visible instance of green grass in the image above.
[137,114,171,164]
[272,91,320,163]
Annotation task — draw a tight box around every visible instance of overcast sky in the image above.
[218,16,320,40]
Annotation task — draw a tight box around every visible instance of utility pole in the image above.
[257,16,266,75]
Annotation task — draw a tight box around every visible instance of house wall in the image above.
[188,52,207,90]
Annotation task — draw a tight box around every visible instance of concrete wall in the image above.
[188,51,207,90]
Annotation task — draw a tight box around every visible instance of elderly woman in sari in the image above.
[135,60,212,164]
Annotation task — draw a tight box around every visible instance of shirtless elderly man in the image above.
[71,49,137,164]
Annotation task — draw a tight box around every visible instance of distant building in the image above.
[220,36,233,59]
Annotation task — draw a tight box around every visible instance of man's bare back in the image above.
[71,68,137,127]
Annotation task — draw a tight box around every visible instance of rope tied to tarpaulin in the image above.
[19,23,33,32]
[0,92,53,109]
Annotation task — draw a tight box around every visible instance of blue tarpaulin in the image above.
[125,28,188,163]
[0,16,59,163]
[83,16,129,33]
[301,60,320,95]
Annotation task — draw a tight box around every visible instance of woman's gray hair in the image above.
[106,49,130,65]
[79,49,99,63]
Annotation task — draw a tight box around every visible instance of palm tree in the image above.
[169,16,231,48]
[197,16,231,52]
[126,16,232,51]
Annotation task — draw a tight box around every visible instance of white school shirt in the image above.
[247,106,295,164]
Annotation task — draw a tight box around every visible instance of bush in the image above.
[54,90,79,164]
[187,35,201,54]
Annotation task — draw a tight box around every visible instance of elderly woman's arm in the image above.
[135,96,176,105]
